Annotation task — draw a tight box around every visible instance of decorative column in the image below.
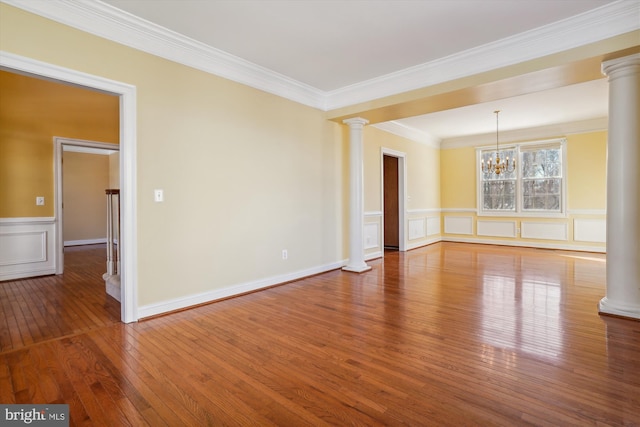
[342,117,372,273]
[599,53,640,320]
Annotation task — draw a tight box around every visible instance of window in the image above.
[477,139,566,217]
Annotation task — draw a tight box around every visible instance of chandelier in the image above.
[481,110,515,175]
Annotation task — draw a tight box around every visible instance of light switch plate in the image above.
[36,196,45,206]
[154,189,164,202]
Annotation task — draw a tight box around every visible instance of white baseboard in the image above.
[442,236,606,253]
[64,238,107,247]
[407,236,442,251]
[365,251,383,261]
[137,260,346,319]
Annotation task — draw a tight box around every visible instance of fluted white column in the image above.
[599,53,640,320]
[343,117,371,273]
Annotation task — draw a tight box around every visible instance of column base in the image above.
[342,263,372,273]
[599,297,640,321]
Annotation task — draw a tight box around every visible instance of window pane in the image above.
[483,180,515,211]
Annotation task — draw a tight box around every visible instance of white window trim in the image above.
[476,138,567,218]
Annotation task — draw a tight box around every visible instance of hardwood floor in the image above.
[1,242,639,426]
[0,244,120,353]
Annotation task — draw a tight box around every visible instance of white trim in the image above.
[63,145,117,155]
[55,137,119,275]
[407,236,442,251]
[64,238,107,247]
[137,260,345,319]
[0,217,55,224]
[365,251,383,261]
[381,148,407,251]
[364,211,383,217]
[442,236,605,253]
[0,51,139,324]
[574,218,607,243]
[408,218,426,241]
[3,1,637,111]
[323,2,639,109]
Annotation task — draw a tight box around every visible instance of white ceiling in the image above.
[88,1,630,140]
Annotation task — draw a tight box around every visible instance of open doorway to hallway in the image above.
[0,68,124,339]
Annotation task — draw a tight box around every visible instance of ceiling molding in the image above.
[372,121,441,149]
[324,1,640,110]
[2,0,325,109]
[4,0,638,112]
[440,117,608,149]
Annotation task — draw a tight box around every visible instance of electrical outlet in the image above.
[154,189,164,202]
[282,249,288,260]
[36,196,45,206]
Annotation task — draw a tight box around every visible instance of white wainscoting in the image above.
[0,217,57,280]
[477,220,517,238]
[408,218,426,240]
[364,222,380,250]
[574,218,607,243]
[444,216,473,235]
[521,221,568,241]
[426,216,441,236]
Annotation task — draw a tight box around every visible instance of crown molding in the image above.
[372,121,441,149]
[440,117,608,149]
[1,0,326,109]
[3,0,638,112]
[324,1,640,110]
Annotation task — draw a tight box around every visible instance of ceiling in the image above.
[55,1,638,140]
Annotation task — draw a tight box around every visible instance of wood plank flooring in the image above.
[1,242,639,426]
[0,244,120,353]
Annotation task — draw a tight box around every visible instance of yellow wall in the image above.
[567,131,607,210]
[62,151,110,241]
[0,4,345,307]
[440,146,477,208]
[0,70,119,217]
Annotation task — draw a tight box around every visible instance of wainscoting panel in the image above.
[574,219,606,243]
[408,218,426,240]
[426,216,441,236]
[0,218,57,280]
[521,221,567,241]
[364,222,380,250]
[444,216,473,235]
[477,220,517,238]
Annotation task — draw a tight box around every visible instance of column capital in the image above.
[602,53,640,79]
[343,117,369,128]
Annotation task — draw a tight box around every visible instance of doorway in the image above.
[1,51,138,323]
[381,148,406,252]
[384,155,399,250]
[55,138,120,275]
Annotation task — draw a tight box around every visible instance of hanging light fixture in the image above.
[481,110,515,175]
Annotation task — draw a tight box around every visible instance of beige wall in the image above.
[62,151,110,242]
[0,70,119,218]
[0,4,345,307]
